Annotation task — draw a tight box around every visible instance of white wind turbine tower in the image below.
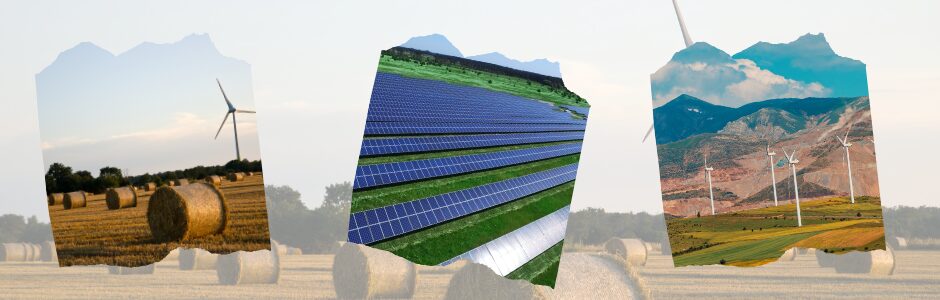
[835,126,856,204]
[783,149,803,227]
[766,144,779,206]
[704,155,716,215]
[643,0,695,143]
[214,79,256,161]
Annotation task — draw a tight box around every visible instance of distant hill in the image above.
[733,33,868,97]
[399,34,464,57]
[467,52,562,78]
[398,34,562,77]
[653,94,862,144]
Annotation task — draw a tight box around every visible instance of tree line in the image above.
[44,160,262,194]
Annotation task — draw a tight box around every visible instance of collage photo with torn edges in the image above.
[650,33,887,267]
[344,34,589,287]
[38,34,273,269]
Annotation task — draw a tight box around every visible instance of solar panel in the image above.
[366,112,586,124]
[360,132,585,156]
[353,143,582,189]
[363,122,586,135]
[437,205,570,275]
[347,164,579,244]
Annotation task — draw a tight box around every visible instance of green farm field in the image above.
[377,54,589,109]
[668,196,885,267]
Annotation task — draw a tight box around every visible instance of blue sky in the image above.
[1,0,938,221]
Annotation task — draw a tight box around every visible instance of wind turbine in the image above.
[704,155,716,215]
[643,0,695,143]
[835,126,856,204]
[766,144,779,206]
[783,149,803,227]
[214,79,256,161]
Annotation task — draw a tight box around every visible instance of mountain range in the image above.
[398,34,562,78]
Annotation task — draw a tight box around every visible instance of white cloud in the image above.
[651,58,831,108]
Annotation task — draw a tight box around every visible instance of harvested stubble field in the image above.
[48,175,270,267]
[1,250,939,299]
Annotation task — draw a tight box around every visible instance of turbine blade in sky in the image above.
[216,78,235,111]
[236,109,256,114]
[672,0,693,47]
[214,112,230,139]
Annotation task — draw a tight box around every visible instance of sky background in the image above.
[1,0,938,222]
[35,33,260,176]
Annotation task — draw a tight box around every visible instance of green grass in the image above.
[357,141,579,165]
[372,182,575,265]
[506,241,564,287]
[351,155,580,213]
[673,232,818,266]
[378,55,588,108]
[667,196,885,266]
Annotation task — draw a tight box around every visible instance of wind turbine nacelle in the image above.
[790,160,800,164]
[705,167,714,171]
[767,152,776,156]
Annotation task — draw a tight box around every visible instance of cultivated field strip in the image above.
[48,176,270,267]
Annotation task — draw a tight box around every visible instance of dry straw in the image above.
[207,175,222,187]
[332,242,417,299]
[179,248,219,270]
[895,237,908,249]
[175,179,190,186]
[147,183,228,242]
[444,262,546,300]
[543,253,653,300]
[108,264,156,275]
[63,191,88,209]
[228,173,245,182]
[47,193,64,206]
[143,182,157,192]
[40,241,57,262]
[27,243,41,261]
[286,247,303,255]
[105,187,138,210]
[216,241,281,285]
[604,238,648,266]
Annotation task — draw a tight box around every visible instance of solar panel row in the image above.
[366,112,586,124]
[437,205,570,275]
[360,132,585,156]
[353,142,582,189]
[347,164,578,244]
[363,122,586,135]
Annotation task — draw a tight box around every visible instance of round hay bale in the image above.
[247,172,254,177]
[162,248,180,261]
[444,262,546,300]
[108,264,155,275]
[287,247,303,255]
[604,238,648,266]
[276,244,288,256]
[228,173,245,182]
[895,237,908,249]
[533,253,648,299]
[832,248,896,275]
[816,250,837,268]
[644,242,653,252]
[216,246,280,285]
[175,179,190,186]
[0,243,28,262]
[28,243,42,261]
[40,241,57,262]
[332,243,417,299]
[206,175,222,187]
[105,187,138,210]
[147,183,228,242]
[48,193,64,206]
[179,248,219,270]
[778,248,797,262]
[143,182,157,192]
[63,191,88,209]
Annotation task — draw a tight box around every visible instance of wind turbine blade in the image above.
[671,0,694,47]
[844,122,853,140]
[217,78,235,110]
[642,124,654,142]
[214,112,231,139]
[236,109,256,114]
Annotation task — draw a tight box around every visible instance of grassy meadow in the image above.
[668,196,885,267]
[48,175,271,267]
[377,54,589,109]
